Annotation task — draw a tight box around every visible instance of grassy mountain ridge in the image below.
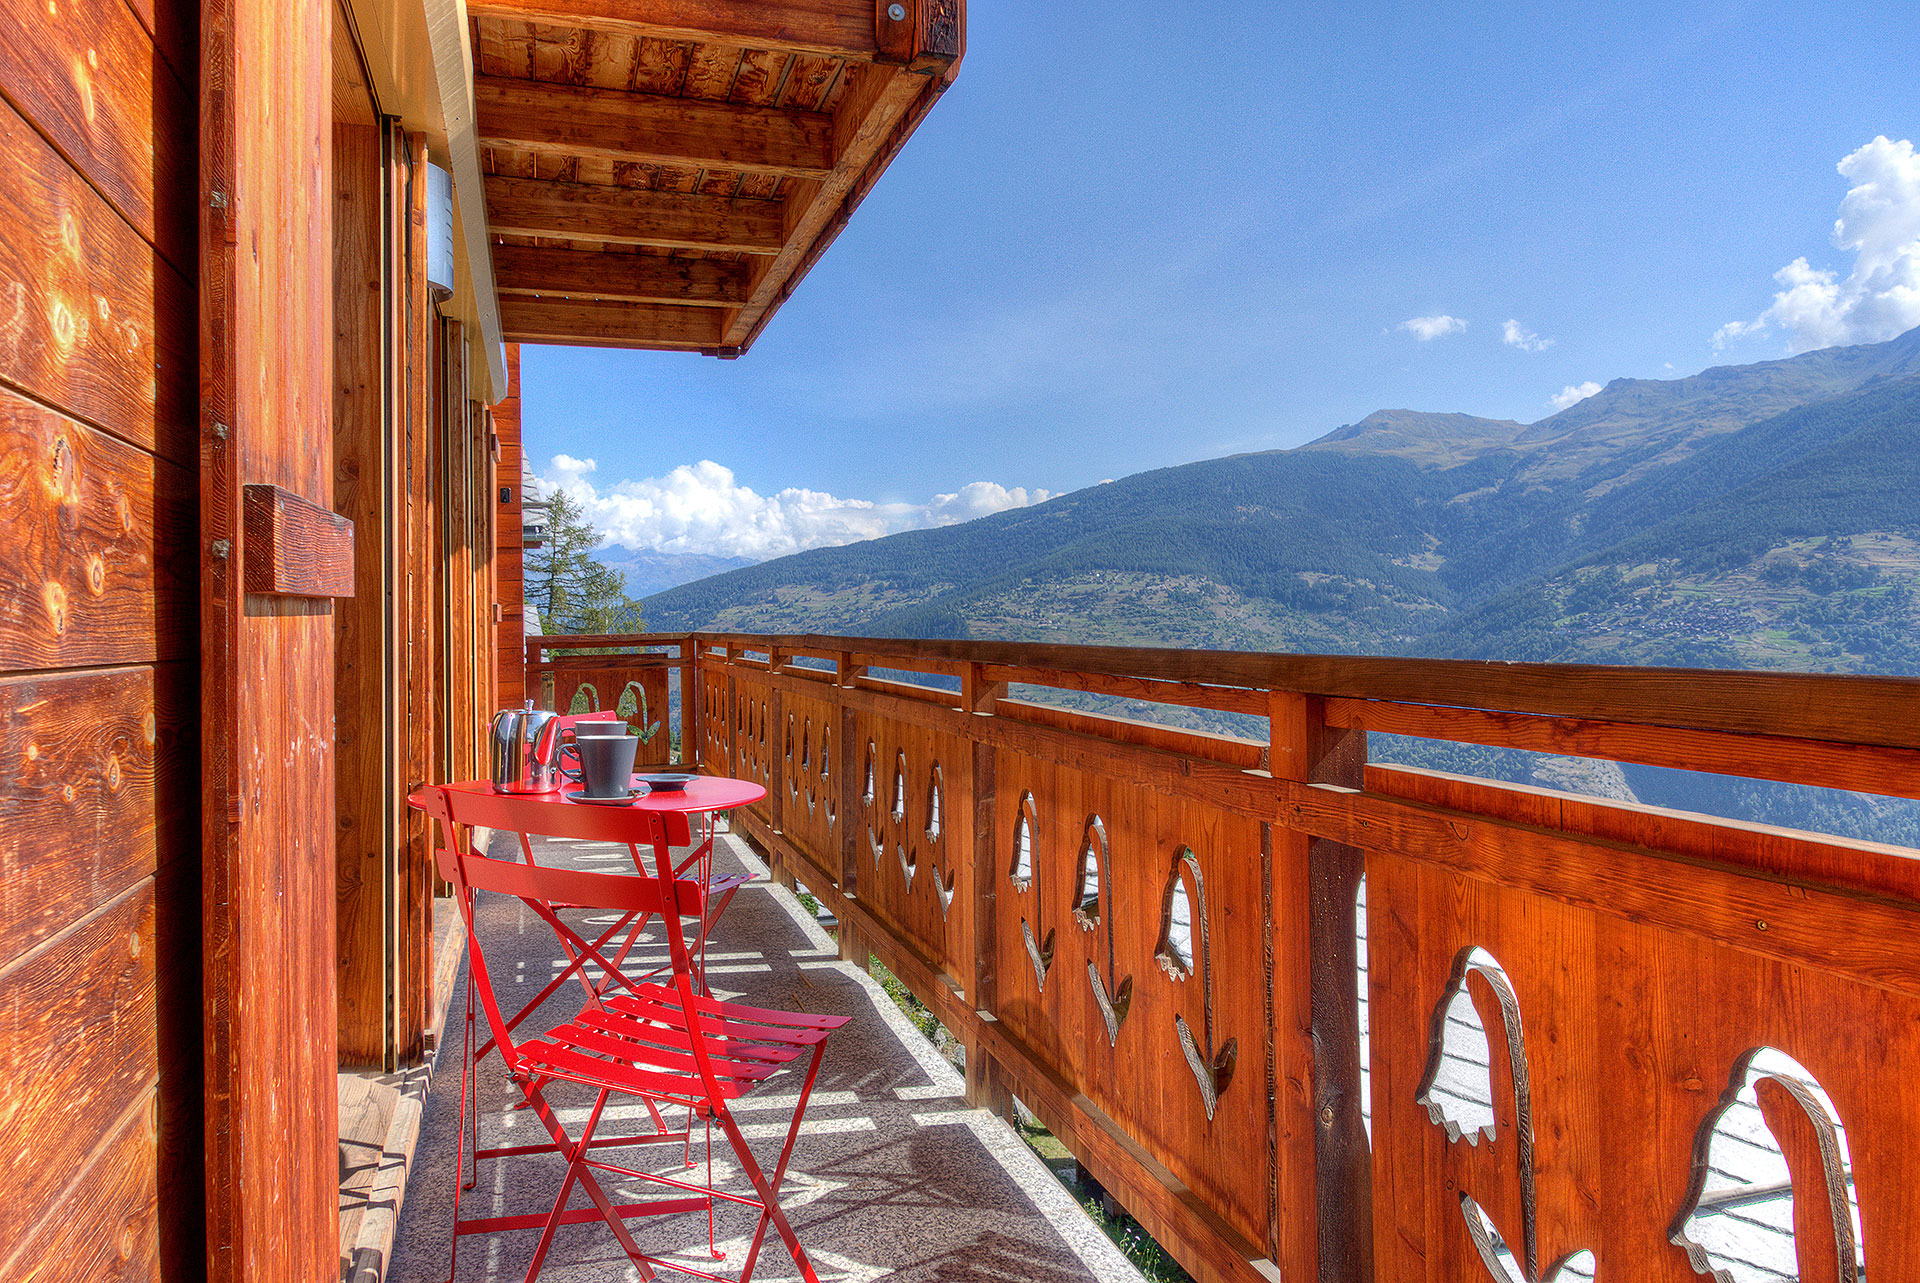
[642,328,1920,676]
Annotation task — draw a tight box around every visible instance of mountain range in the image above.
[594,548,758,599]
[642,325,1920,676]
[636,327,1920,843]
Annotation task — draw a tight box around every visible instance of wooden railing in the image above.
[524,632,1920,1283]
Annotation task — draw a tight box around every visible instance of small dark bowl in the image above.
[637,773,697,792]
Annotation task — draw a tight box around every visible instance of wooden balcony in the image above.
[480,630,1920,1283]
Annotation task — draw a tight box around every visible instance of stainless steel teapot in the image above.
[490,701,563,793]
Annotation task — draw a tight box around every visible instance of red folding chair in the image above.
[412,785,849,1283]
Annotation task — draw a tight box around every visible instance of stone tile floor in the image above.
[386,826,1143,1283]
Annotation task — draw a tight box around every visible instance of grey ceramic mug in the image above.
[568,731,638,798]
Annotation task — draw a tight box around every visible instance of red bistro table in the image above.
[443,772,769,999]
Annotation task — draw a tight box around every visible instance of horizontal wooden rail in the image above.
[520,630,1920,1283]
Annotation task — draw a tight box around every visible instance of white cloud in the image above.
[1549,381,1603,411]
[1714,135,1920,353]
[1398,314,1467,341]
[1502,319,1554,352]
[537,457,1053,561]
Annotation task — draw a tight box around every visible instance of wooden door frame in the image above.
[200,0,344,1276]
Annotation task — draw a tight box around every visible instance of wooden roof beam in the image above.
[499,296,726,349]
[485,175,785,253]
[493,245,751,307]
[465,0,878,60]
[475,77,835,179]
[720,62,928,347]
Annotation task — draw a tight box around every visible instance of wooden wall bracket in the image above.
[242,483,355,597]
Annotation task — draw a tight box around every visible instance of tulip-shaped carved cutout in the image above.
[1075,816,1131,1045]
[891,750,907,824]
[1009,791,1036,892]
[862,742,875,808]
[867,826,884,871]
[1072,817,1104,931]
[897,842,916,889]
[1022,918,1055,992]
[1155,846,1233,1119]
[925,764,943,843]
[1417,946,1596,1283]
[934,863,956,917]
[1670,1048,1862,1283]
[821,727,834,826]
[801,720,814,813]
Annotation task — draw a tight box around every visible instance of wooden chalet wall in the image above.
[494,343,526,712]
[0,0,200,1275]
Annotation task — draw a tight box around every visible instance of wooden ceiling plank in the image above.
[499,295,725,348]
[464,0,878,61]
[485,173,785,252]
[493,244,750,306]
[475,75,833,178]
[720,62,925,346]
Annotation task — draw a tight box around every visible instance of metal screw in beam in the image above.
[887,3,906,19]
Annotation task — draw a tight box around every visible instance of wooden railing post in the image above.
[963,660,1010,1117]
[679,636,697,767]
[721,644,736,781]
[835,652,862,895]
[1272,690,1372,1283]
[767,646,787,881]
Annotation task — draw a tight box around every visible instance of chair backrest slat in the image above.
[433,844,699,917]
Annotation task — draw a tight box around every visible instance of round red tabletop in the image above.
[442,773,766,813]
[566,773,765,814]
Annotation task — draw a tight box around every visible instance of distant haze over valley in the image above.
[594,548,758,599]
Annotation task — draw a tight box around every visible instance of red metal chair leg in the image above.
[728,1040,830,1283]
[446,973,478,1279]
[521,1083,660,1282]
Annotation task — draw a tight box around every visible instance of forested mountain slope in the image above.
[643,327,1920,675]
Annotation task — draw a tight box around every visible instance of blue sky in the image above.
[523,1,1920,560]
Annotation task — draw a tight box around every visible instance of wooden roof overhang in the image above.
[467,0,964,356]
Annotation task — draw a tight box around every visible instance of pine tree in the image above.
[524,487,644,635]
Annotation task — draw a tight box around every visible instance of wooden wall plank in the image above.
[0,0,196,268]
[0,664,191,967]
[0,387,193,670]
[0,97,195,465]
[0,886,158,1242]
[0,1089,162,1282]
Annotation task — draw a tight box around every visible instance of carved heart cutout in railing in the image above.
[1088,964,1133,1046]
[1174,1015,1235,1122]
[1022,918,1055,992]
